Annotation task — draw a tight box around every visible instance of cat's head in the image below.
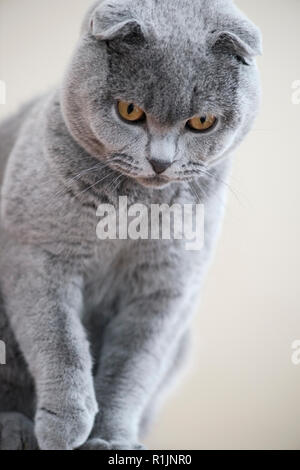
[61,0,262,188]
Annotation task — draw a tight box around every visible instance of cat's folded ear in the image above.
[212,17,262,62]
[90,0,145,42]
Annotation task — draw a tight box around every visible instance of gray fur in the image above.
[0,0,261,450]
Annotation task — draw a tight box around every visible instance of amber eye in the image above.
[187,114,217,132]
[117,101,145,122]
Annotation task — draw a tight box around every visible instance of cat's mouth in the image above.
[136,175,172,188]
[106,159,172,188]
[107,162,173,188]
[108,161,196,189]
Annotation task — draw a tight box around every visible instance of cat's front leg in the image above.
[83,266,193,450]
[1,245,98,450]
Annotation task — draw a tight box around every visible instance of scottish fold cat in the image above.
[0,0,261,450]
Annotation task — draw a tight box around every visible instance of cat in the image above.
[0,0,261,450]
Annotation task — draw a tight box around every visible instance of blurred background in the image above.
[0,0,300,450]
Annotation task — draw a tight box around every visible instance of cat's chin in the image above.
[135,176,173,189]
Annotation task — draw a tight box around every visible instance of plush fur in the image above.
[0,0,261,450]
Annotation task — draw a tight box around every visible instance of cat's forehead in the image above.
[89,0,259,124]
[134,0,229,36]
[106,36,238,125]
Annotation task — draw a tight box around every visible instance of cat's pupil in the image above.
[200,116,206,124]
[127,104,135,115]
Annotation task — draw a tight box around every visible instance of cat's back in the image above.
[0,99,39,187]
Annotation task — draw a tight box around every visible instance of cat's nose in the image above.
[149,159,172,175]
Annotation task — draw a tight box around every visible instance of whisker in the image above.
[189,181,204,203]
[111,174,126,193]
[46,157,116,208]
[193,177,227,211]
[77,169,115,196]
[105,173,124,193]
[52,163,104,201]
[189,164,244,207]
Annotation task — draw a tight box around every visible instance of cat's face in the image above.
[62,0,262,188]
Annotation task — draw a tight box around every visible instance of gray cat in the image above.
[0,0,261,450]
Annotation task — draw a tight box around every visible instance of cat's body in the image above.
[0,0,261,450]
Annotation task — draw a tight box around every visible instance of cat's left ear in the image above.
[212,19,262,63]
[90,0,145,42]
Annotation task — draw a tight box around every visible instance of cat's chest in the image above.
[81,237,142,315]
[60,183,194,307]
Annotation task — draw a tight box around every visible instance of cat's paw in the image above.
[35,375,98,450]
[79,438,146,451]
[0,412,39,450]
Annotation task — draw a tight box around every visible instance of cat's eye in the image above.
[187,114,217,132]
[117,101,145,122]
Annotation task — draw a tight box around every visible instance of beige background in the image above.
[1,0,300,450]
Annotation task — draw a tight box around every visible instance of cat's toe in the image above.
[78,438,112,450]
[0,412,39,450]
[112,442,147,450]
[78,438,146,450]
[111,442,146,450]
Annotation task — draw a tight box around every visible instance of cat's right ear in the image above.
[211,15,262,64]
[90,0,145,42]
[213,29,262,60]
